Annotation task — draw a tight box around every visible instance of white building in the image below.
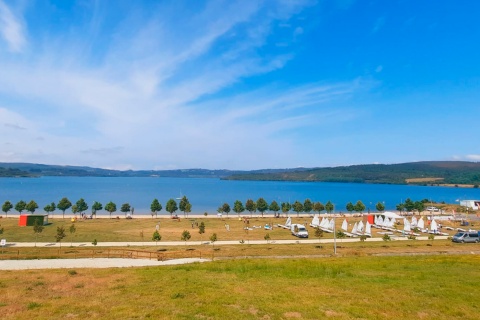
[459,200,480,211]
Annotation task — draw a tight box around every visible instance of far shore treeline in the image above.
[1,161,480,186]
[1,195,459,219]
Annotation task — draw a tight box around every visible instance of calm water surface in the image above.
[1,177,479,215]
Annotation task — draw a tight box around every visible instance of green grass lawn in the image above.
[1,255,480,319]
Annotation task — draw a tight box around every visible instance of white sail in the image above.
[320,218,328,228]
[411,216,418,228]
[311,215,320,227]
[357,221,365,233]
[417,217,425,229]
[430,219,438,233]
[404,219,411,232]
[285,217,292,228]
[377,216,384,227]
[365,222,372,236]
[328,219,335,231]
[351,222,358,234]
[341,219,348,231]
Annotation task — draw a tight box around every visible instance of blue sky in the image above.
[0,0,479,170]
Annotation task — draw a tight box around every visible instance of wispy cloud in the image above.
[0,0,26,52]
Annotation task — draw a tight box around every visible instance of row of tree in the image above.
[2,196,431,218]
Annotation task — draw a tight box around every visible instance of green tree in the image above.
[33,218,44,247]
[264,233,271,243]
[69,224,76,246]
[313,202,325,214]
[233,200,245,217]
[303,199,313,215]
[269,200,280,217]
[292,201,303,217]
[210,233,218,249]
[2,200,13,218]
[44,202,56,217]
[396,203,405,213]
[198,221,206,241]
[92,201,103,218]
[281,202,291,216]
[346,202,355,213]
[354,200,366,213]
[152,230,161,245]
[414,201,425,213]
[150,198,162,218]
[166,199,178,216]
[71,205,78,216]
[256,198,268,217]
[222,203,231,217]
[181,230,191,245]
[120,203,131,217]
[245,199,256,216]
[57,197,72,219]
[55,226,66,248]
[375,201,385,212]
[105,201,117,219]
[314,227,324,243]
[325,201,334,213]
[15,200,26,214]
[404,198,415,212]
[25,200,39,214]
[75,198,88,215]
[217,206,224,215]
[179,196,191,218]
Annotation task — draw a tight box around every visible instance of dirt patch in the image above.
[284,311,302,318]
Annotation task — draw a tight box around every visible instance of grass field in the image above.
[1,255,480,319]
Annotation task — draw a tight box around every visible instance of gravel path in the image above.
[0,258,210,270]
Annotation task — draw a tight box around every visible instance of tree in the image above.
[354,200,366,213]
[2,201,13,218]
[404,198,415,212]
[71,205,78,216]
[325,201,334,213]
[281,202,291,216]
[346,202,355,213]
[185,203,192,217]
[44,202,56,217]
[245,199,256,216]
[264,233,271,243]
[55,225,66,248]
[25,200,39,214]
[92,201,103,218]
[292,201,303,217]
[198,222,205,241]
[181,230,191,245]
[69,224,76,246]
[217,206,224,215]
[75,198,88,215]
[396,203,405,214]
[166,199,178,216]
[414,201,425,213]
[314,227,324,243]
[303,199,313,215]
[233,200,245,217]
[105,201,117,218]
[152,230,161,245]
[256,198,268,217]
[313,202,325,214]
[179,196,191,218]
[269,200,280,217]
[15,200,26,214]
[121,203,131,217]
[150,199,162,218]
[209,233,217,249]
[57,197,72,219]
[222,203,231,217]
[375,201,385,212]
[33,218,44,247]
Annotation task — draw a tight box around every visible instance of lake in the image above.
[1,177,479,215]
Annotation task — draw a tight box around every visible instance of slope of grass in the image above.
[1,255,479,319]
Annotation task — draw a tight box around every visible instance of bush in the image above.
[68,270,77,276]
[382,234,391,241]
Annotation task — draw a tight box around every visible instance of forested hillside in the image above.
[223,161,480,185]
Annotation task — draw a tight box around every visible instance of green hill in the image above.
[223,161,480,185]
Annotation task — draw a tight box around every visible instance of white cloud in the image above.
[466,155,480,161]
[0,1,26,52]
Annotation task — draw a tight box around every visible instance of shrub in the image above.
[382,234,391,241]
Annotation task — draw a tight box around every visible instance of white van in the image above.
[291,224,309,238]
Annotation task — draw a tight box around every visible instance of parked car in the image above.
[427,206,439,212]
[452,232,479,243]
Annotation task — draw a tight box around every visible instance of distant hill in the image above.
[2,161,479,186]
[0,163,304,179]
[223,161,480,186]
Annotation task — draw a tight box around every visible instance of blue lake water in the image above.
[1,177,479,215]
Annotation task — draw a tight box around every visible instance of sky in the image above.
[0,0,479,170]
